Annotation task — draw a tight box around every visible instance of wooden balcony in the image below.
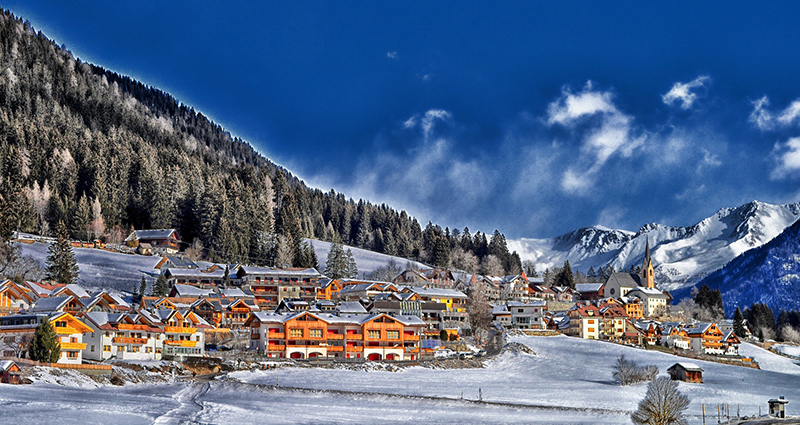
[327,346,344,352]
[404,347,420,353]
[165,340,198,347]
[164,326,197,334]
[250,334,260,340]
[268,332,285,339]
[113,337,148,345]
[118,324,149,331]
[287,344,325,349]
[346,346,363,352]
[59,342,87,350]
[344,333,362,339]
[403,335,420,341]
[55,327,80,335]
[267,344,285,351]
[326,333,344,340]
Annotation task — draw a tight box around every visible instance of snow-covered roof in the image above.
[171,284,214,297]
[219,288,250,298]
[237,266,321,278]
[492,304,510,315]
[0,360,17,371]
[165,268,226,279]
[30,296,73,312]
[127,229,178,241]
[668,362,703,372]
[407,286,467,299]
[575,283,604,293]
[507,300,547,308]
[628,286,668,298]
[336,301,368,314]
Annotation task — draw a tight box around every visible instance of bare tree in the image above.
[450,247,479,274]
[781,325,800,344]
[631,377,690,425]
[480,254,504,276]
[0,239,45,281]
[26,180,51,236]
[613,355,658,386]
[467,281,492,345]
[89,197,106,240]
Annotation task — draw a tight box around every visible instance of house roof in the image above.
[165,268,226,279]
[628,287,668,298]
[237,265,321,278]
[406,286,467,299]
[128,229,178,241]
[171,284,214,297]
[575,283,605,293]
[606,272,643,289]
[668,362,703,372]
[336,301,368,314]
[0,360,18,372]
[30,296,74,313]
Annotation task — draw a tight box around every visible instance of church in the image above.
[604,239,670,317]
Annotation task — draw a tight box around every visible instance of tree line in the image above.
[0,9,525,275]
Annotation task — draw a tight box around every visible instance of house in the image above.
[245,311,425,361]
[633,320,662,345]
[125,229,182,254]
[661,324,690,350]
[492,304,512,328]
[0,360,21,384]
[528,285,556,301]
[505,300,547,330]
[82,312,165,361]
[552,286,579,303]
[566,304,601,339]
[152,309,210,359]
[721,331,740,356]
[667,362,703,383]
[626,287,669,317]
[237,265,322,308]
[598,304,628,340]
[621,296,644,319]
[0,312,92,364]
[316,279,343,300]
[0,280,35,316]
[154,256,198,270]
[164,268,228,289]
[684,322,724,355]
[575,283,605,301]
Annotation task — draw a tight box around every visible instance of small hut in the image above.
[768,396,789,418]
[0,360,21,384]
[667,362,703,383]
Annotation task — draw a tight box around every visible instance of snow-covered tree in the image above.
[45,221,79,285]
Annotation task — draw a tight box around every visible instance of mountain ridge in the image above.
[509,200,800,290]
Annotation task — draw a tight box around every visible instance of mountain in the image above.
[508,200,800,290]
[689,216,800,315]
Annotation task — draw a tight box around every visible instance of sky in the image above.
[7,1,800,239]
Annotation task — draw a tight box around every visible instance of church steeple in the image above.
[641,237,655,288]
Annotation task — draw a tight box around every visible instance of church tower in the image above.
[640,237,655,288]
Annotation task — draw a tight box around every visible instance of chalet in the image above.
[721,331,740,356]
[492,304,512,328]
[667,362,703,383]
[125,229,182,254]
[245,311,425,361]
[684,322,724,355]
[528,285,556,301]
[154,256,198,270]
[237,265,321,308]
[164,268,227,289]
[552,286,579,303]
[567,304,601,339]
[169,284,214,298]
[0,312,92,364]
[82,312,165,361]
[661,324,690,350]
[337,282,390,301]
[0,360,21,384]
[621,296,644,319]
[316,279,343,300]
[633,320,662,345]
[29,296,83,315]
[575,283,605,301]
[0,280,35,316]
[598,304,628,340]
[151,310,210,359]
[51,284,91,299]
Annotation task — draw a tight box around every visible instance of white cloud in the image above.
[546,82,643,194]
[770,137,800,180]
[661,76,710,109]
[386,51,398,60]
[596,206,628,229]
[750,96,800,131]
[701,148,722,167]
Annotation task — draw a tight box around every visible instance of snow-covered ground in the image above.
[4,336,799,424]
[772,343,800,359]
[15,238,425,294]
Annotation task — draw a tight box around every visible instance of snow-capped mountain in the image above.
[508,200,800,291]
[688,216,800,314]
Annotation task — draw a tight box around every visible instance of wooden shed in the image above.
[667,362,703,383]
[0,360,22,384]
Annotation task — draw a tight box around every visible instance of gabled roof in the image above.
[336,301,368,314]
[628,286,668,298]
[575,283,605,293]
[52,284,91,299]
[606,272,643,289]
[0,360,18,372]
[127,229,178,241]
[219,288,250,298]
[668,362,703,372]
[237,265,321,278]
[171,284,214,297]
[406,286,467,299]
[30,296,74,313]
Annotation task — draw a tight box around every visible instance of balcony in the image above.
[403,335,420,341]
[113,337,147,345]
[267,344,285,351]
[344,333,362,339]
[118,324,149,331]
[59,342,87,350]
[250,334,260,340]
[326,333,344,340]
[165,340,198,347]
[164,326,197,334]
[346,346,364,352]
[404,347,420,353]
[55,327,79,335]
[287,344,325,349]
[267,332,285,339]
[327,346,344,352]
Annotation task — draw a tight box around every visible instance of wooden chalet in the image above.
[125,229,182,254]
[667,362,703,383]
[0,360,21,384]
[0,280,35,316]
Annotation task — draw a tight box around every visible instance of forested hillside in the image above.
[0,10,521,274]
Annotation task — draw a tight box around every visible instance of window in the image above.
[90,345,95,352]
[518,309,524,313]
[156,348,162,354]
[587,319,595,324]
[588,328,595,333]
[309,329,322,338]
[3,336,13,343]
[368,330,380,339]
[66,351,78,358]
[70,337,77,343]
[387,330,399,339]
[103,345,111,352]
[290,328,303,338]
[146,347,153,353]
[55,321,67,328]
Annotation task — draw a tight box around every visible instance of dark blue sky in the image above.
[8,1,800,238]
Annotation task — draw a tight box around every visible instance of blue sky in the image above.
[8,1,800,239]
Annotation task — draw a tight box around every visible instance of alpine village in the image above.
[1,6,800,425]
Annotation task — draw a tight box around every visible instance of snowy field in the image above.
[773,343,800,359]
[3,336,799,424]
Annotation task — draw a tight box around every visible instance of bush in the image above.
[631,377,690,425]
[612,355,658,386]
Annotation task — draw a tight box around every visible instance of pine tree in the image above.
[733,306,747,338]
[138,276,147,301]
[152,274,169,297]
[345,248,358,278]
[28,319,60,363]
[45,221,79,284]
[554,260,576,289]
[222,265,231,288]
[324,242,356,278]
